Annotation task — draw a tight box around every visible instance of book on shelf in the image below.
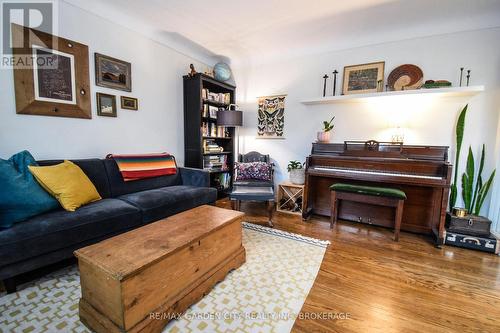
[203,140,224,153]
[201,122,228,138]
[203,154,228,171]
[201,105,221,118]
[202,88,231,105]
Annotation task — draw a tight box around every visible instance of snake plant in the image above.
[461,144,496,215]
[449,105,467,211]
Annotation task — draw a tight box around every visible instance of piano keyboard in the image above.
[312,166,444,180]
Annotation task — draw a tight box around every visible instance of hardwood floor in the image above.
[217,199,500,333]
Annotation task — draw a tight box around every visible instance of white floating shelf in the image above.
[300,85,485,105]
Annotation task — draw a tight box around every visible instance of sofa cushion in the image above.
[104,159,181,197]
[29,161,102,211]
[0,151,60,228]
[118,185,217,223]
[38,159,112,199]
[0,198,141,267]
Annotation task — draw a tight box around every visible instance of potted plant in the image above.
[287,160,305,185]
[317,116,335,143]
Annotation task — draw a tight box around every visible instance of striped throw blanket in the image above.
[107,153,177,181]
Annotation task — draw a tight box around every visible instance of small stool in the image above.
[330,183,406,241]
[230,185,275,227]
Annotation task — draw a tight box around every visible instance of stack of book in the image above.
[203,155,228,171]
[201,123,227,137]
[202,89,231,105]
[204,140,223,153]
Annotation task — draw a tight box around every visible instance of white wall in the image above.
[0,1,210,165]
[234,28,500,216]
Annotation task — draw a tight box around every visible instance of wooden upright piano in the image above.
[302,141,452,245]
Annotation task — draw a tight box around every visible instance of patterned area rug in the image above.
[0,224,329,333]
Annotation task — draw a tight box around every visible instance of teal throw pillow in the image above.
[0,150,60,228]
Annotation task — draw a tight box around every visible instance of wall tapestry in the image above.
[11,24,91,119]
[257,95,286,138]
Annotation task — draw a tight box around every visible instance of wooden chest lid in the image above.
[74,205,244,280]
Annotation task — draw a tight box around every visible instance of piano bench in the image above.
[329,183,406,241]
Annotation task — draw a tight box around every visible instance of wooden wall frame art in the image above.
[342,61,385,95]
[95,53,132,92]
[11,24,91,119]
[120,96,138,110]
[96,93,117,117]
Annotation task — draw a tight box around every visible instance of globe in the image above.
[213,62,232,82]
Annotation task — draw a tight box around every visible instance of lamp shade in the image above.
[217,110,243,127]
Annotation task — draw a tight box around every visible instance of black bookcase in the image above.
[183,73,236,198]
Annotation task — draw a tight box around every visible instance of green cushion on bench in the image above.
[330,183,406,200]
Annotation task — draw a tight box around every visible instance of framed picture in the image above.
[95,53,132,92]
[96,93,117,117]
[120,96,138,110]
[257,95,286,138]
[11,24,91,119]
[33,46,76,105]
[342,61,385,95]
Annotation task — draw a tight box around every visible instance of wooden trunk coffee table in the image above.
[74,205,246,333]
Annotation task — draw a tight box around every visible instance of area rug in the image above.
[0,223,329,333]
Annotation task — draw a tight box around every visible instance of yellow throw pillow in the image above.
[28,161,101,211]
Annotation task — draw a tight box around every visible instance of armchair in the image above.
[229,151,275,227]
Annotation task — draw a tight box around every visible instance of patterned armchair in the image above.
[230,151,275,227]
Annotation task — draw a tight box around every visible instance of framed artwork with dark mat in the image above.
[11,24,91,119]
[96,93,117,117]
[342,61,385,95]
[95,53,132,92]
[120,96,138,110]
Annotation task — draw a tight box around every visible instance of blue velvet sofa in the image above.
[0,158,216,292]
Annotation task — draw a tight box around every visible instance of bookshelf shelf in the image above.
[203,99,229,108]
[203,152,231,156]
[201,117,217,123]
[184,73,236,198]
[202,136,232,140]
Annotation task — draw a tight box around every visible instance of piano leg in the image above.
[434,186,451,248]
[432,226,445,248]
[302,175,313,221]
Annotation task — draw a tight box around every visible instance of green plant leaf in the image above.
[471,144,485,211]
[450,104,467,210]
[462,173,471,212]
[474,169,496,215]
[462,147,475,211]
[449,185,457,210]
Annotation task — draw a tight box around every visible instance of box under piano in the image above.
[444,229,499,254]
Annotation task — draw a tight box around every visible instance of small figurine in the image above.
[188,64,197,77]
[332,70,338,96]
[322,74,329,97]
[466,70,471,86]
[459,67,464,87]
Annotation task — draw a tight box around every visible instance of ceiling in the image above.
[65,0,500,66]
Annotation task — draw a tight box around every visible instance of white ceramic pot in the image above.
[289,168,305,185]
[317,131,331,143]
